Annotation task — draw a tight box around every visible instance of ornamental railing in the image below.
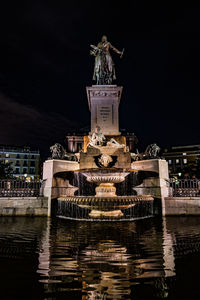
[0,179,42,197]
[169,179,200,197]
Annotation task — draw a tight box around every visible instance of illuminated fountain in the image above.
[57,171,154,221]
[43,36,169,220]
[56,125,154,220]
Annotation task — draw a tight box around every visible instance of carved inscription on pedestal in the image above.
[91,91,120,97]
[97,104,112,128]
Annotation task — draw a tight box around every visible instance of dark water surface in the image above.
[1,216,200,299]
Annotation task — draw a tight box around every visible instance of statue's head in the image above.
[101,35,107,42]
[95,125,101,133]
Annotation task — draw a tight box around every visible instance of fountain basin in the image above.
[82,172,130,184]
[56,195,154,221]
[82,170,130,197]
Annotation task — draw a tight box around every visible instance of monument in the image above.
[42,35,169,219]
[87,35,124,136]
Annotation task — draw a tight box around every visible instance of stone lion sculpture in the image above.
[50,143,65,159]
[50,143,78,161]
[143,143,160,159]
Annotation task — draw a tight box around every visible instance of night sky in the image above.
[1,1,200,159]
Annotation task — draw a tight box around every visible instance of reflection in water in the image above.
[162,218,176,278]
[1,217,200,299]
[0,218,47,299]
[37,218,51,282]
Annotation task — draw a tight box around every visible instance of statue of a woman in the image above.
[90,35,124,85]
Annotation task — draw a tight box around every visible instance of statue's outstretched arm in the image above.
[109,43,122,55]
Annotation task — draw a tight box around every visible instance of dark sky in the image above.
[0,1,200,158]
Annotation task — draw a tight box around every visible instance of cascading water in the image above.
[116,172,139,195]
[57,195,154,221]
[56,169,154,221]
[72,171,140,197]
[73,172,96,196]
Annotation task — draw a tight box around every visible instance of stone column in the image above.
[42,160,55,217]
[158,160,169,216]
[67,138,74,152]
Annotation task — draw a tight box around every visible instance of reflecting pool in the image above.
[1,216,200,299]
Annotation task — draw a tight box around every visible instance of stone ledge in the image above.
[165,197,200,215]
[0,197,48,216]
[165,197,200,200]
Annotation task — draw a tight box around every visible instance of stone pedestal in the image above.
[42,159,79,216]
[82,170,129,199]
[132,159,169,216]
[86,85,122,135]
[80,146,131,170]
[95,183,116,197]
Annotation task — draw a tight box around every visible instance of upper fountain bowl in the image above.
[82,169,130,184]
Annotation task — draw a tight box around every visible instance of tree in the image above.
[0,160,13,179]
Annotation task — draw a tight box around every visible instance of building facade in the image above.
[65,133,86,153]
[0,145,40,179]
[162,145,200,178]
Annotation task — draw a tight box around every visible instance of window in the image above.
[24,155,28,159]
[16,154,20,159]
[31,155,35,159]
[23,168,27,174]
[176,159,179,164]
[15,168,20,174]
[183,159,187,164]
[30,167,35,174]
[5,153,10,158]
[183,153,186,156]
[16,160,20,166]
[23,161,28,166]
[30,161,35,167]
[168,160,172,164]
[5,160,9,164]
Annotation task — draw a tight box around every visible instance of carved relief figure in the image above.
[98,154,113,168]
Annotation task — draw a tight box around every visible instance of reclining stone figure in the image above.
[87,125,106,148]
